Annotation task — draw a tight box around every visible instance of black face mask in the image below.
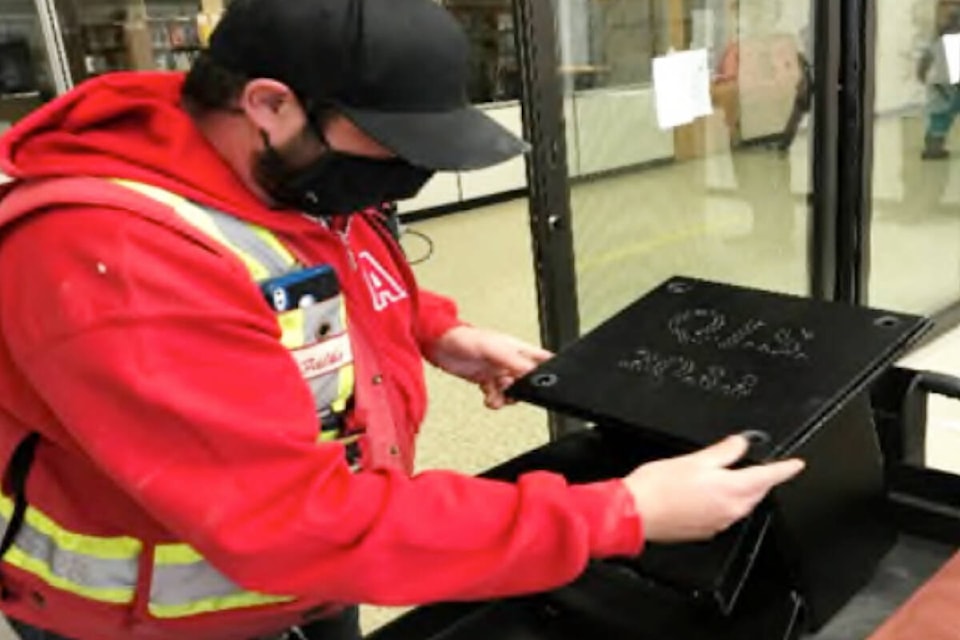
[254,130,433,218]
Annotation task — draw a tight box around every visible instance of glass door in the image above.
[0,0,64,131]
[869,0,960,476]
[869,0,960,316]
[552,0,817,331]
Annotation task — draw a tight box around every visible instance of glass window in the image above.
[53,0,207,81]
[442,0,519,103]
[559,0,815,331]
[554,0,666,91]
[869,0,960,315]
[51,0,521,105]
[0,0,59,129]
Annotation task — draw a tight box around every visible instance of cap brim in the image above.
[340,105,530,171]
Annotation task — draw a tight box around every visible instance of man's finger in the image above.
[492,347,542,377]
[693,435,750,468]
[520,345,553,364]
[481,380,507,410]
[484,389,507,410]
[730,458,806,493]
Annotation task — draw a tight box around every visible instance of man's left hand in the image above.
[428,326,553,409]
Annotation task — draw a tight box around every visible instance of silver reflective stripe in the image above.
[150,560,247,606]
[10,520,137,590]
[311,369,340,414]
[300,297,348,411]
[198,205,292,278]
[149,546,293,617]
[0,508,138,603]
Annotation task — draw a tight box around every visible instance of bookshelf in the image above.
[55,0,221,80]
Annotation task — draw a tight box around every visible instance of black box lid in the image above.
[508,278,930,461]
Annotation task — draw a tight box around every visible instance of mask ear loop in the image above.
[257,128,286,163]
[299,97,407,167]
[297,95,339,154]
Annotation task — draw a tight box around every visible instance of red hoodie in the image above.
[0,72,641,639]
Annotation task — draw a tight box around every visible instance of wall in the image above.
[397,86,676,215]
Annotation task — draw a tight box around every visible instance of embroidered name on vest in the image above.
[292,334,353,379]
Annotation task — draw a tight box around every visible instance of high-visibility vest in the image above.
[114,179,359,451]
[0,177,362,622]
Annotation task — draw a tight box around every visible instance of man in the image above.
[917,9,960,160]
[0,1,804,639]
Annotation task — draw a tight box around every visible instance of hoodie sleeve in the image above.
[416,288,465,347]
[0,206,643,606]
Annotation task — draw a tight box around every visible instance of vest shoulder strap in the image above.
[0,177,297,282]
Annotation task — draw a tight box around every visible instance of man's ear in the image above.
[238,79,303,139]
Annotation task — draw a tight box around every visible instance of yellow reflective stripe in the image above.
[153,543,203,565]
[331,299,353,413]
[148,591,293,619]
[112,179,271,281]
[332,364,354,414]
[0,494,141,560]
[278,310,306,349]
[4,546,134,604]
[251,226,297,268]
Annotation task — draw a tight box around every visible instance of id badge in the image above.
[261,265,340,312]
[264,266,354,390]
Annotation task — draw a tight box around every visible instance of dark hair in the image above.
[181,52,250,113]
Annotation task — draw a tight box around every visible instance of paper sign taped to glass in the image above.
[652,49,714,130]
[942,33,960,84]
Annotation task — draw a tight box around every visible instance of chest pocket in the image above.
[275,280,356,443]
[114,180,358,453]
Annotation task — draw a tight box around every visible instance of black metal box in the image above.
[508,277,930,629]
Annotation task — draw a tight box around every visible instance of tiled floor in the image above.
[8,114,960,638]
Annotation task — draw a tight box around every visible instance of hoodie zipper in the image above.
[332,215,356,271]
[305,214,356,271]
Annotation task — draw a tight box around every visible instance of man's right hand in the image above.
[623,435,805,543]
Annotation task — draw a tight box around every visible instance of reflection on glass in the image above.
[443,0,518,103]
[48,0,520,105]
[53,0,210,82]
[0,0,58,129]
[558,0,813,331]
[870,0,960,315]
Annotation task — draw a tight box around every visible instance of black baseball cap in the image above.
[207,0,529,171]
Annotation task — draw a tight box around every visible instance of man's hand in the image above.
[428,326,553,409]
[623,435,805,543]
